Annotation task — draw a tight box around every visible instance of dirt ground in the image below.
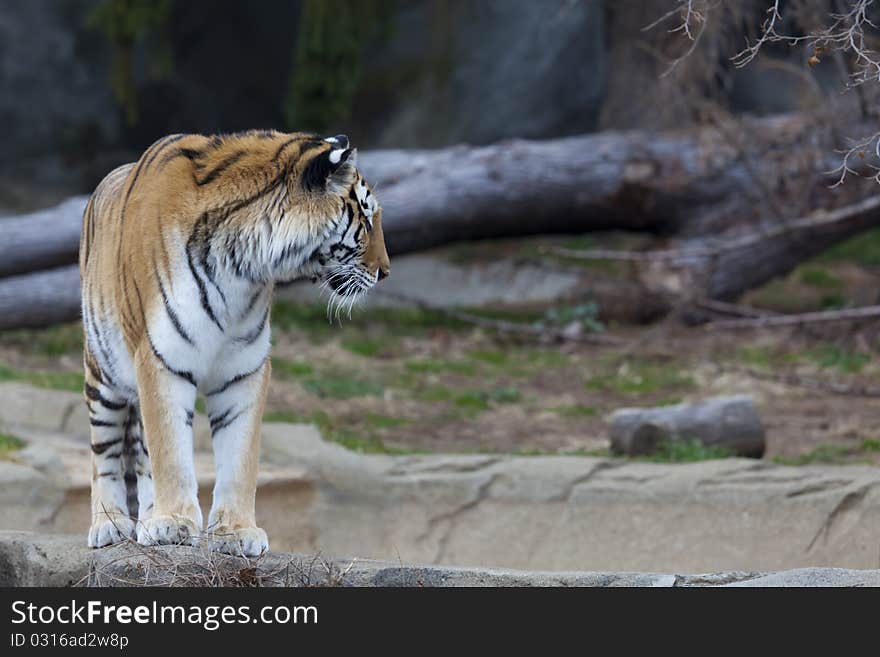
[2,232,880,465]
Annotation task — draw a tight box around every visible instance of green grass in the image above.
[820,227,880,266]
[364,412,408,429]
[772,443,854,466]
[489,386,521,403]
[804,345,871,374]
[0,433,24,456]
[639,439,734,463]
[770,440,880,465]
[454,391,491,412]
[306,409,415,454]
[0,364,84,393]
[469,349,509,365]
[273,358,314,379]
[585,362,695,396]
[552,404,599,418]
[737,346,774,368]
[0,323,84,357]
[405,359,477,376]
[861,438,880,452]
[263,409,310,423]
[798,267,843,289]
[301,375,383,399]
[341,338,388,358]
[414,385,455,402]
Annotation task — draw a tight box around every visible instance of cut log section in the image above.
[609,395,766,458]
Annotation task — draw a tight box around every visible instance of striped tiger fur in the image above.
[79,130,389,556]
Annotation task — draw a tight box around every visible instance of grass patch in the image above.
[798,267,843,289]
[585,362,695,396]
[553,404,599,418]
[0,433,24,456]
[307,410,414,454]
[0,323,84,357]
[414,385,455,402]
[469,349,509,365]
[804,345,871,374]
[772,443,854,466]
[341,338,388,358]
[639,439,733,463]
[405,359,477,376]
[0,364,84,393]
[263,409,309,423]
[454,391,490,412]
[364,412,408,429]
[273,358,314,379]
[301,375,382,399]
[490,386,521,403]
[820,227,880,266]
[861,438,880,452]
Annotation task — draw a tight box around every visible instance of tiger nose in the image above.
[377,267,389,282]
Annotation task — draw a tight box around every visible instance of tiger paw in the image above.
[136,514,200,547]
[207,526,268,557]
[88,514,136,548]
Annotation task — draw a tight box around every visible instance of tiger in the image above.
[79,130,389,556]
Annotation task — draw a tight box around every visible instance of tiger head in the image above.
[290,134,390,316]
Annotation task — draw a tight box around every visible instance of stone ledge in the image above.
[2,532,879,587]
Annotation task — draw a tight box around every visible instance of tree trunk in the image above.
[0,197,87,278]
[0,265,81,330]
[0,113,877,328]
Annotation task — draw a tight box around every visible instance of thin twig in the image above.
[544,194,880,263]
[709,304,880,329]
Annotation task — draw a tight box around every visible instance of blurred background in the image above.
[3,0,880,472]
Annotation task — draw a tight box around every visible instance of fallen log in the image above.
[0,113,865,275]
[0,265,81,330]
[1,113,878,328]
[0,197,87,278]
[609,395,766,458]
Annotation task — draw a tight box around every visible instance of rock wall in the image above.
[2,382,879,574]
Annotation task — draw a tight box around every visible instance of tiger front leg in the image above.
[204,358,271,557]
[133,345,202,547]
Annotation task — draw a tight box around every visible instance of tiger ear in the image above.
[301,135,357,193]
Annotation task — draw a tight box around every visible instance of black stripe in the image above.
[97,471,119,479]
[90,418,119,428]
[206,360,266,397]
[237,306,269,345]
[143,134,186,169]
[147,332,197,387]
[200,245,227,307]
[156,272,195,346]
[91,437,123,455]
[84,383,127,411]
[185,220,224,332]
[85,354,104,386]
[185,408,194,427]
[196,149,247,186]
[122,134,179,211]
[243,287,265,318]
[160,146,203,166]
[210,407,247,435]
[273,137,300,160]
[81,198,94,265]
